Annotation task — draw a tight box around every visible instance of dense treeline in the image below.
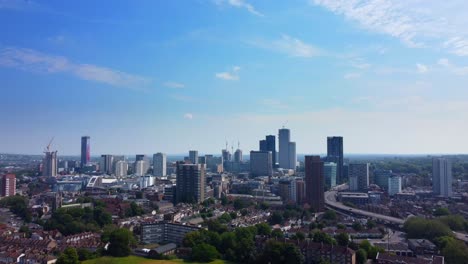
[0,195,32,222]
[182,222,303,263]
[44,199,112,235]
[404,217,468,264]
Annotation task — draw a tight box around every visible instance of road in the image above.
[325,190,404,225]
[325,190,468,243]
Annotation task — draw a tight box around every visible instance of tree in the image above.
[57,248,79,264]
[323,210,337,221]
[191,243,220,262]
[434,207,450,216]
[356,249,367,264]
[352,222,363,231]
[258,240,304,264]
[269,211,284,225]
[272,229,284,239]
[77,248,97,261]
[366,220,376,229]
[313,231,335,245]
[256,223,272,236]
[107,228,136,257]
[404,217,452,241]
[336,232,349,247]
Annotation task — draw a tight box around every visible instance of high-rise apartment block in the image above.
[176,163,205,203]
[81,136,90,167]
[114,160,128,177]
[432,158,452,197]
[1,174,16,197]
[349,163,369,192]
[43,151,58,177]
[250,151,273,177]
[374,169,392,191]
[305,155,324,212]
[388,175,402,196]
[327,136,344,184]
[153,153,167,177]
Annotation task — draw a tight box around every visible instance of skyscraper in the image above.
[136,154,146,161]
[176,163,205,204]
[279,128,290,169]
[432,158,452,197]
[327,136,344,184]
[153,153,167,177]
[278,128,296,170]
[189,150,199,164]
[81,136,90,168]
[349,163,369,192]
[324,162,337,188]
[234,149,243,163]
[1,174,16,197]
[260,135,277,168]
[100,155,114,175]
[289,142,296,169]
[305,156,324,212]
[250,151,273,177]
[43,151,58,177]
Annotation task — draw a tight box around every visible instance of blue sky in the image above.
[1,0,468,155]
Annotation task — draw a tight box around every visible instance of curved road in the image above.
[325,190,468,243]
[325,190,405,225]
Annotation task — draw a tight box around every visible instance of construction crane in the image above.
[44,137,55,152]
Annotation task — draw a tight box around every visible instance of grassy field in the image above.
[82,256,229,264]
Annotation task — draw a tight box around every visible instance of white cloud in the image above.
[416,63,428,73]
[344,72,361,79]
[215,66,240,81]
[163,81,185,88]
[0,47,149,89]
[251,35,321,58]
[183,113,193,120]
[214,0,264,16]
[312,0,468,56]
[437,58,468,75]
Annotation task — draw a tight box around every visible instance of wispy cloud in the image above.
[0,47,150,89]
[437,58,468,75]
[163,81,185,88]
[215,66,240,81]
[416,63,428,73]
[312,0,468,56]
[214,0,264,16]
[344,72,361,79]
[251,35,321,58]
[183,113,194,120]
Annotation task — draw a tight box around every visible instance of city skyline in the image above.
[2,1,468,155]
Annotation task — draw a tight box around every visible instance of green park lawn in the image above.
[82,256,230,264]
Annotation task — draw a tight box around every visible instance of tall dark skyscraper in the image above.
[305,155,324,212]
[81,136,90,167]
[176,163,205,204]
[327,136,344,184]
[259,135,276,168]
